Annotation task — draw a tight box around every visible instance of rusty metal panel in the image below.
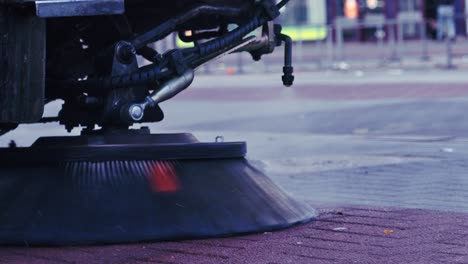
[0,5,45,123]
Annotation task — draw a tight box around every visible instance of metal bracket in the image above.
[234,21,277,61]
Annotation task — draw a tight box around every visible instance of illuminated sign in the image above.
[344,0,359,19]
[367,0,378,9]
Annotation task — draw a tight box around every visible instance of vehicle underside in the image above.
[0,0,294,135]
[0,0,315,246]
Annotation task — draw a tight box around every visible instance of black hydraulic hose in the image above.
[191,0,286,59]
[81,3,272,91]
[196,16,266,57]
[131,5,246,50]
[48,4,248,97]
[137,46,162,62]
[48,1,288,97]
[277,0,291,10]
[48,65,173,98]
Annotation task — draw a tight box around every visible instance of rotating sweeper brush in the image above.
[0,0,315,245]
[0,130,316,245]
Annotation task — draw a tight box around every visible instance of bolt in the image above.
[116,42,136,65]
[128,104,144,121]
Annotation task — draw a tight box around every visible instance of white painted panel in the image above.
[307,0,327,25]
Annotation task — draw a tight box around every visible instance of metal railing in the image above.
[332,17,441,63]
[147,15,468,74]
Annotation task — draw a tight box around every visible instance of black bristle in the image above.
[0,134,316,245]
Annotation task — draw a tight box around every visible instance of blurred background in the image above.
[166,0,468,73]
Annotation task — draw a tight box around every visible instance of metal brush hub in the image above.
[0,132,246,166]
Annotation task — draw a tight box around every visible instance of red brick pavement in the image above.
[1,206,468,264]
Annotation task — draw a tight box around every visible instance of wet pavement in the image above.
[1,69,468,263]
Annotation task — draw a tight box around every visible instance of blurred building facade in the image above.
[278,0,467,41]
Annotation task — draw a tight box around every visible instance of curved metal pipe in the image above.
[124,69,195,122]
[131,5,247,50]
[277,32,294,87]
[146,68,195,107]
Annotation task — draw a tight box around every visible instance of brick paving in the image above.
[1,206,468,264]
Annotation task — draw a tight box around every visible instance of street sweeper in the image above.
[0,0,315,246]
